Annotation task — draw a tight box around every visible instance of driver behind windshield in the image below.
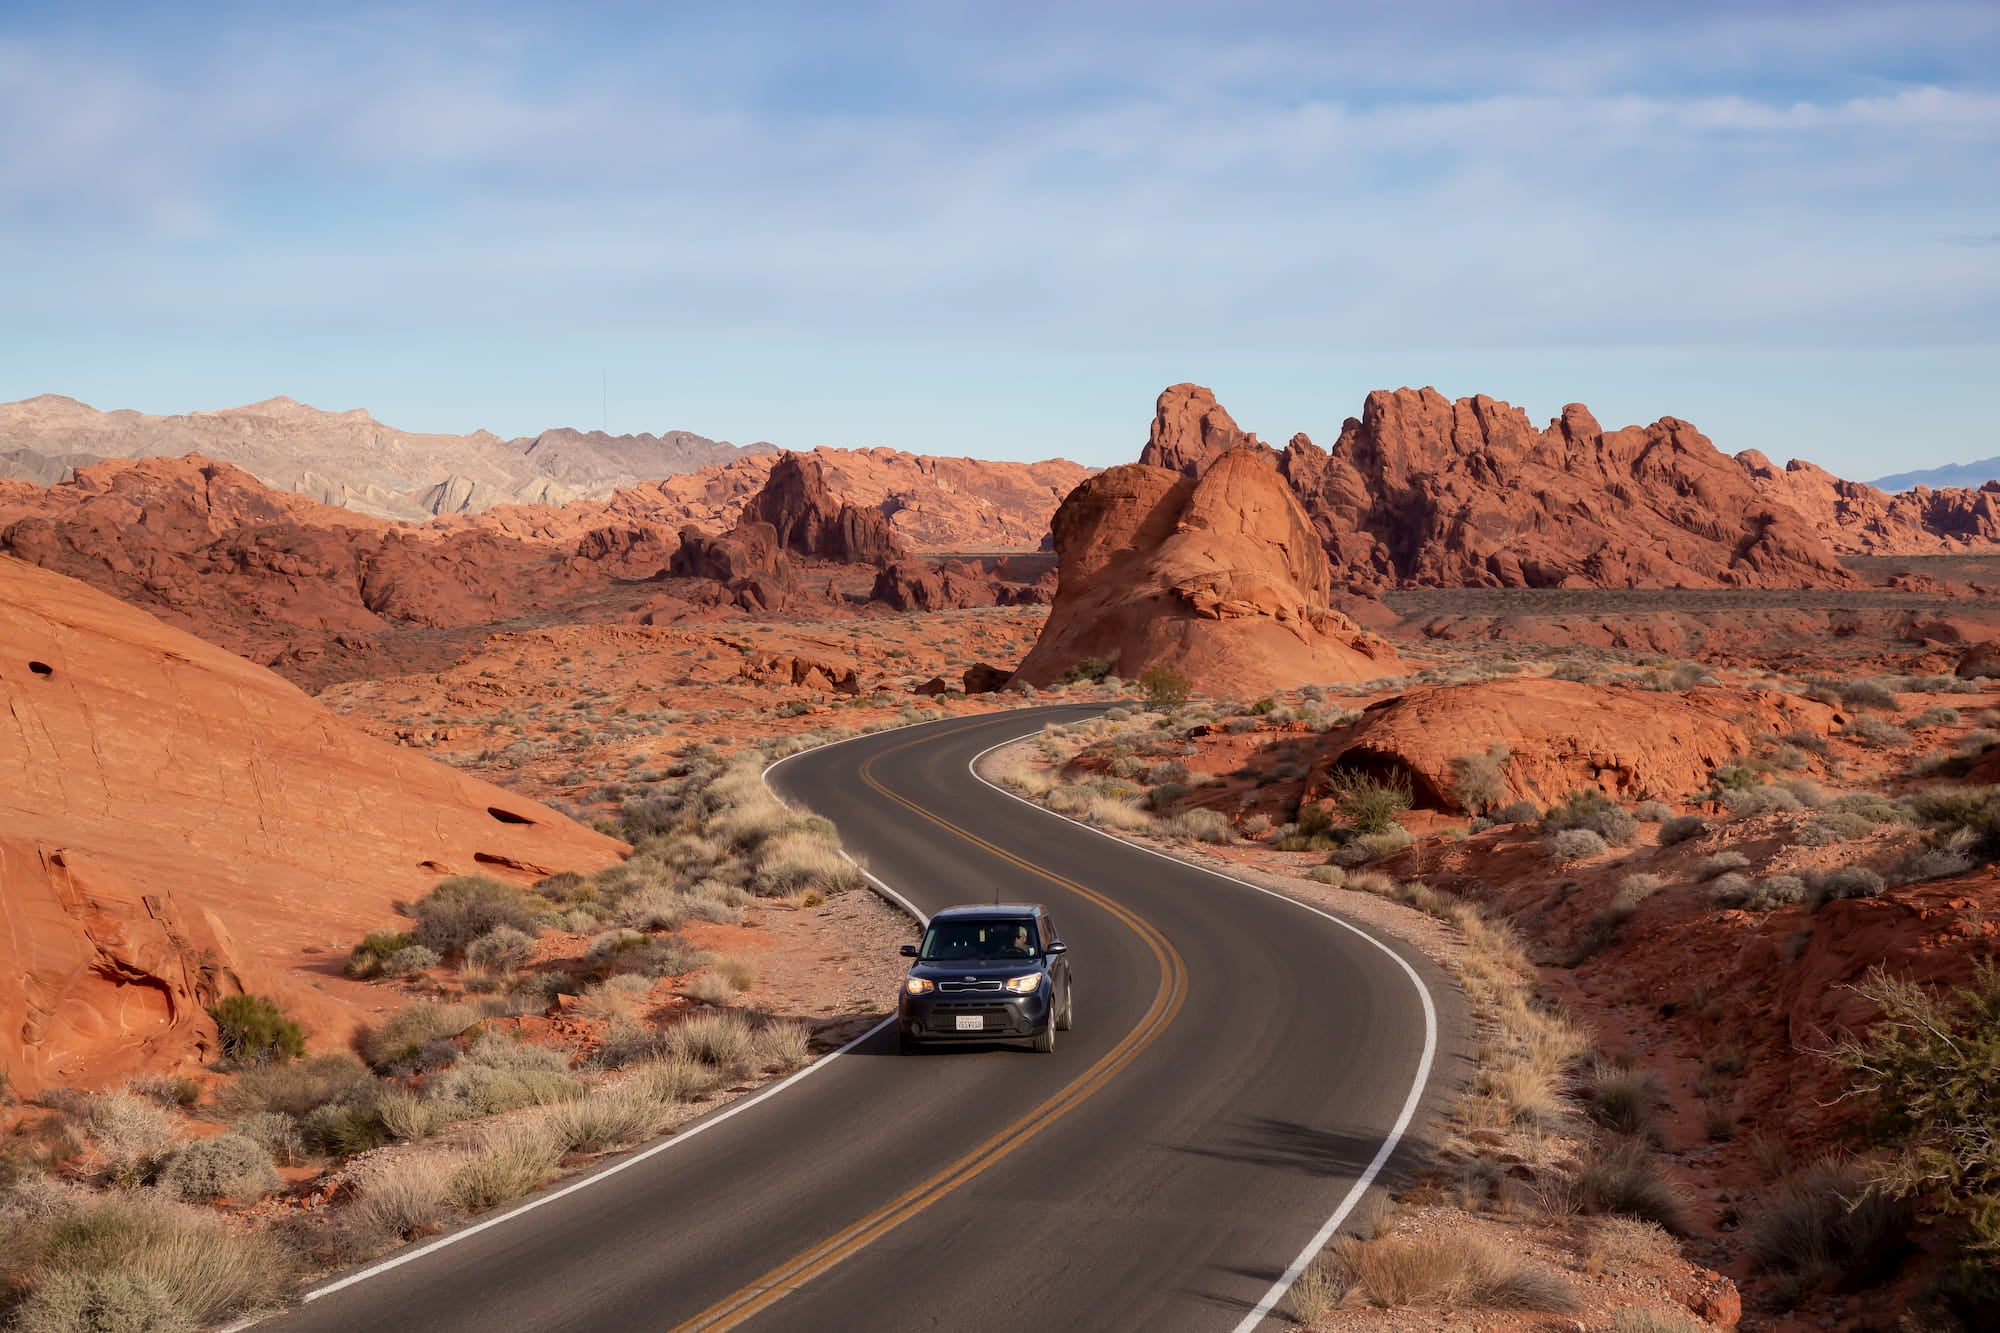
[920,919,1040,961]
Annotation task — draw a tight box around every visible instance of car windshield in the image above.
[919,918,1038,961]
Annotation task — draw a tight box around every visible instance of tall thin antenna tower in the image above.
[601,371,607,434]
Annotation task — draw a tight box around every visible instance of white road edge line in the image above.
[283,722,994,1313]
[964,733,1442,1333]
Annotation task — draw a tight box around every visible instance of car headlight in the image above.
[904,977,934,995]
[1004,974,1043,994]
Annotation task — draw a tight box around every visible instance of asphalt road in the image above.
[272,706,1466,1333]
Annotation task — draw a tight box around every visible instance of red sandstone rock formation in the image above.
[1138,383,1265,478]
[1306,678,1836,813]
[1013,449,1399,693]
[739,452,907,566]
[1281,389,1854,589]
[669,522,799,613]
[0,556,623,1093]
[1737,451,2000,555]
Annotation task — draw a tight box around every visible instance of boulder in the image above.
[963,662,1013,694]
[1013,448,1399,694]
[1957,639,2000,679]
[738,452,906,566]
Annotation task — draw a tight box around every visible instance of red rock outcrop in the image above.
[668,522,799,613]
[1138,383,1265,478]
[1013,449,1399,693]
[1306,679,1837,812]
[1738,451,2000,555]
[464,446,1089,553]
[0,556,624,1093]
[738,452,907,566]
[1277,389,1854,589]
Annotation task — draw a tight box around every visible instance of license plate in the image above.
[955,1015,984,1031]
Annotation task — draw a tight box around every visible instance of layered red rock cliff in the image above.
[0,556,624,1093]
[1013,449,1398,693]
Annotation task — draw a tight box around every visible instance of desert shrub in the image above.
[1633,800,1674,823]
[1613,873,1664,910]
[1843,715,1910,747]
[684,972,739,1006]
[612,936,714,980]
[1832,678,1902,710]
[86,1092,177,1184]
[410,877,542,956]
[232,1111,304,1166]
[380,943,440,977]
[1716,875,1808,911]
[1809,866,1886,907]
[1694,851,1750,880]
[1657,814,1707,846]
[208,994,306,1066]
[362,1001,479,1072]
[1449,745,1510,814]
[1056,655,1117,686]
[465,926,535,973]
[154,1132,279,1202]
[1799,809,1879,845]
[1904,785,2000,863]
[664,1010,758,1067]
[1542,789,1638,846]
[217,1055,376,1120]
[1144,781,1191,812]
[1832,961,2000,1265]
[449,1122,562,1211]
[1139,664,1191,709]
[1325,1232,1577,1311]
[1916,706,1963,728]
[1,1191,291,1329]
[298,1101,392,1157]
[344,1152,462,1246]
[1164,808,1234,843]
[425,1036,581,1116]
[1722,784,1804,817]
[1707,873,1757,907]
[1546,828,1608,862]
[1746,1159,1913,1302]
[132,1075,201,1110]
[751,829,863,897]
[1324,769,1413,835]
[1610,1312,1703,1333]
[1239,812,1272,837]
[1493,799,1540,824]
[1590,1066,1668,1136]
[344,931,416,980]
[1895,841,1978,883]
[1562,1138,1690,1232]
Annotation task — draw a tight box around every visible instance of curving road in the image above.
[272,707,1466,1333]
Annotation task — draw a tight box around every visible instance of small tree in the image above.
[1139,664,1191,710]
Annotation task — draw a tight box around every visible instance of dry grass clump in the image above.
[363,1001,481,1072]
[1163,808,1234,843]
[1609,1310,1704,1333]
[1589,1065,1668,1136]
[1449,744,1510,814]
[84,1092,176,1185]
[1324,1232,1578,1312]
[1583,1215,1678,1273]
[1541,788,1638,846]
[345,1151,463,1245]
[1556,1138,1690,1233]
[153,1132,279,1202]
[1746,1159,1913,1306]
[0,1187,293,1329]
[448,1121,563,1210]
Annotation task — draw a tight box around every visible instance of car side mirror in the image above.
[899,944,919,958]
[1046,942,1068,956]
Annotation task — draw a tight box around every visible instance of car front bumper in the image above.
[899,986,1052,1041]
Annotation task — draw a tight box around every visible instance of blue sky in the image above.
[2,1,1996,476]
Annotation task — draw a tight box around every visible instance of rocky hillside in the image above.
[0,394,775,520]
[0,555,624,1092]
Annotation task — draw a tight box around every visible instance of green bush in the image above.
[1056,655,1118,686]
[1138,664,1191,710]
[208,994,306,1066]
[1324,769,1413,835]
[344,931,415,979]
[1833,960,2000,1268]
[410,876,543,956]
[155,1132,280,1202]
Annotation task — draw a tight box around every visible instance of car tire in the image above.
[1056,983,1073,1031]
[1032,1022,1055,1054]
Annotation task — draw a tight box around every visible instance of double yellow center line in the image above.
[667,727,1189,1331]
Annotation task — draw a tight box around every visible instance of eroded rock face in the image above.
[738,453,906,566]
[1282,390,1853,589]
[669,521,798,612]
[1739,451,2000,555]
[0,556,624,1093]
[1013,449,1399,693]
[1138,383,1265,478]
[1304,678,1836,812]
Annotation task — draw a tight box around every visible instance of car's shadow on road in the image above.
[1165,1113,1438,1179]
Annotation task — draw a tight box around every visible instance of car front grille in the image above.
[926,1002,1021,1033]
[938,980,1002,993]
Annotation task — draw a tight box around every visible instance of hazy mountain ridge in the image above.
[0,394,777,520]
[1871,456,2000,492]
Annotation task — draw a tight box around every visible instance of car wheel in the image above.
[1056,983,1073,1031]
[1032,1022,1055,1054]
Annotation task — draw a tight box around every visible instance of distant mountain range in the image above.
[0,394,776,520]
[1871,457,2000,493]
